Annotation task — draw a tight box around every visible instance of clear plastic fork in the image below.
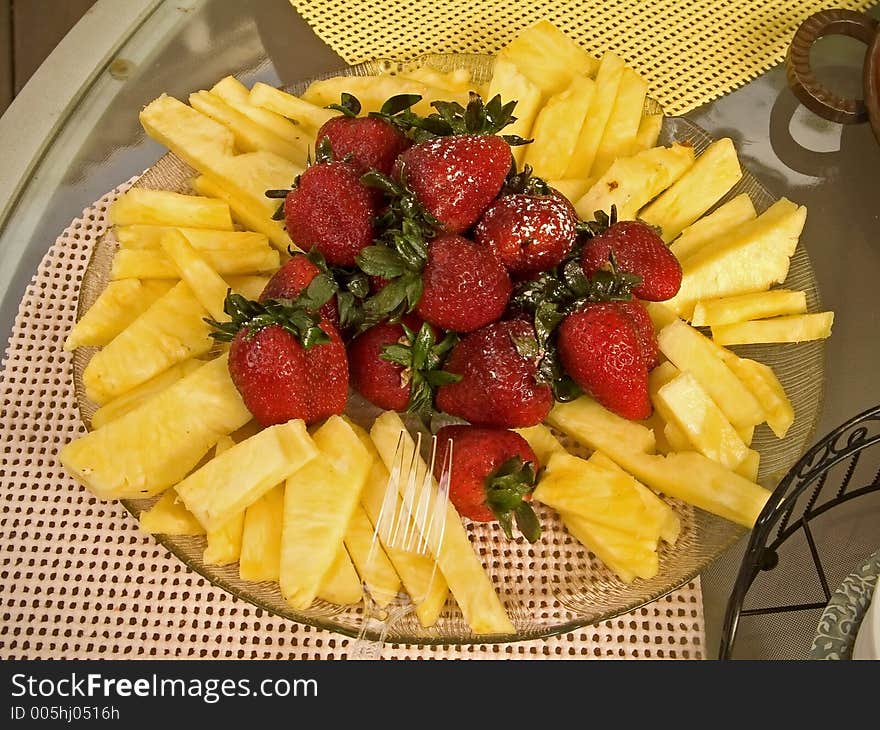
[349,431,452,660]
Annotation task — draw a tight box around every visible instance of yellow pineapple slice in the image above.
[343,506,402,608]
[589,452,680,545]
[203,436,246,567]
[226,275,270,300]
[189,90,308,165]
[63,279,173,351]
[632,114,663,154]
[546,178,592,202]
[564,514,659,582]
[177,419,317,532]
[139,490,204,535]
[655,371,750,470]
[647,361,695,453]
[712,312,834,346]
[533,452,664,540]
[249,82,338,130]
[302,76,464,116]
[160,230,230,321]
[109,247,279,280]
[108,188,233,229]
[514,424,568,465]
[83,281,214,404]
[211,76,310,147]
[644,300,679,333]
[669,192,756,263]
[666,198,806,318]
[639,138,743,241]
[565,52,625,177]
[347,419,448,628]
[114,225,268,251]
[487,58,542,166]
[736,449,761,482]
[591,68,649,178]
[575,143,695,221]
[548,399,771,527]
[723,357,794,438]
[91,359,203,429]
[523,74,595,179]
[401,67,472,93]
[239,484,284,581]
[692,289,807,326]
[279,417,371,610]
[317,548,363,605]
[545,396,657,455]
[497,20,599,96]
[190,175,294,253]
[664,422,694,453]
[657,319,765,429]
[371,411,515,635]
[140,95,301,217]
[60,355,251,500]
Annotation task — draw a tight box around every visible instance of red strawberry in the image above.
[283,160,380,267]
[434,425,541,541]
[316,115,411,176]
[416,234,512,333]
[613,300,659,370]
[348,320,412,411]
[557,303,651,420]
[474,192,578,276]
[436,320,553,428]
[394,134,512,234]
[259,253,339,328]
[581,220,682,301]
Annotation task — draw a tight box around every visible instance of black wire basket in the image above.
[720,405,880,659]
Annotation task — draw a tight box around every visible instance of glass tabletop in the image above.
[1,0,878,658]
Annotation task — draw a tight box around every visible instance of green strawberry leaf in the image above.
[514,503,541,544]
[379,93,423,116]
[423,370,462,386]
[356,246,406,278]
[326,92,361,117]
[485,456,540,543]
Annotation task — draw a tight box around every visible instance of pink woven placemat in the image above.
[0,182,705,659]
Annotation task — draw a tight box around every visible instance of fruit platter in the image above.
[60,22,833,642]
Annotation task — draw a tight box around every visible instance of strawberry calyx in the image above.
[485,456,540,543]
[501,164,552,197]
[379,321,461,418]
[207,272,336,349]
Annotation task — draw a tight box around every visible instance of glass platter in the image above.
[71,53,826,644]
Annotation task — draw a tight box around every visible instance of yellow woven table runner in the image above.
[290,0,875,115]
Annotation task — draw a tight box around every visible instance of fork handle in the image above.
[349,602,411,660]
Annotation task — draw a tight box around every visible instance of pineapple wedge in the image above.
[347,419,449,627]
[177,419,318,532]
[524,74,595,179]
[487,58,542,166]
[514,424,568,465]
[497,20,599,96]
[562,514,659,583]
[160,230,230,321]
[712,312,834,346]
[692,289,807,326]
[191,174,294,253]
[655,371,750,470]
[591,67,649,178]
[139,490,204,536]
[239,484,285,582]
[371,411,515,636]
[533,452,665,540]
[546,178,592,202]
[249,82,338,130]
[140,95,301,217]
[61,355,251,500]
[723,357,794,438]
[669,192,756,263]
[64,279,173,351]
[211,76,310,147]
[575,143,695,221]
[83,281,214,404]
[664,422,694,453]
[647,361,694,453]
[114,225,268,251]
[632,114,663,154]
[666,198,806,318]
[189,90,308,166]
[302,75,464,116]
[544,395,657,454]
[639,138,743,241]
[317,548,363,605]
[401,67,472,93]
[343,506,402,608]
[736,449,761,482]
[202,435,246,567]
[109,188,233,230]
[657,319,765,429]
[279,417,371,610]
[90,358,203,429]
[548,399,771,527]
[565,52,625,177]
[110,247,279,280]
[226,275,270,300]
[644,301,679,332]
[589,452,680,545]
